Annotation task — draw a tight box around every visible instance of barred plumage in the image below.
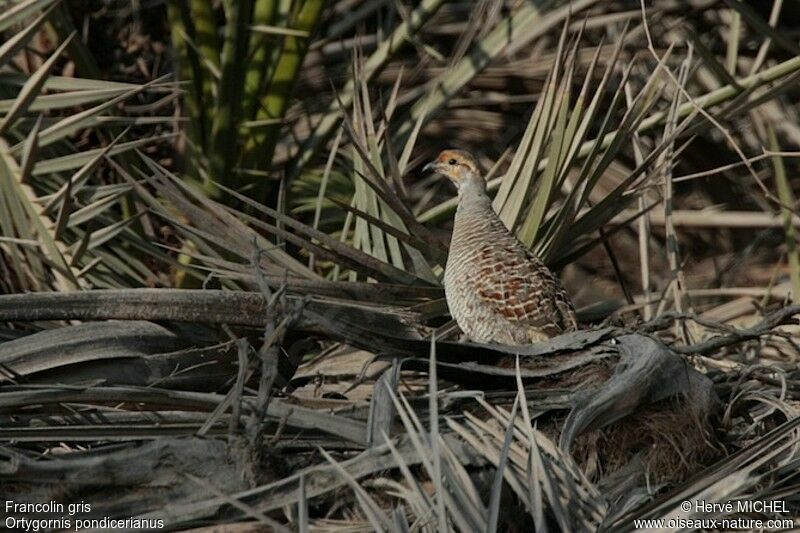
[425,149,577,345]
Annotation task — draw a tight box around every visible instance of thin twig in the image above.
[659,43,694,341]
[674,304,800,355]
[621,67,653,319]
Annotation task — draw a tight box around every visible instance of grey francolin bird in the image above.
[424,149,578,345]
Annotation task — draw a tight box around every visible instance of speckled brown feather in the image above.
[437,151,577,345]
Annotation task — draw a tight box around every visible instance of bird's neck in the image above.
[452,177,500,251]
[456,176,492,212]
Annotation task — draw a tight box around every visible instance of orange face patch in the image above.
[437,150,465,164]
[432,150,480,183]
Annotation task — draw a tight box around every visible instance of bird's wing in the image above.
[467,239,577,336]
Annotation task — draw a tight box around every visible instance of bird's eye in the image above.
[448,158,457,165]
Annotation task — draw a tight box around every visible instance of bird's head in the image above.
[423,149,484,193]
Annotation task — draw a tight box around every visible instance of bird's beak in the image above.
[423,161,438,173]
